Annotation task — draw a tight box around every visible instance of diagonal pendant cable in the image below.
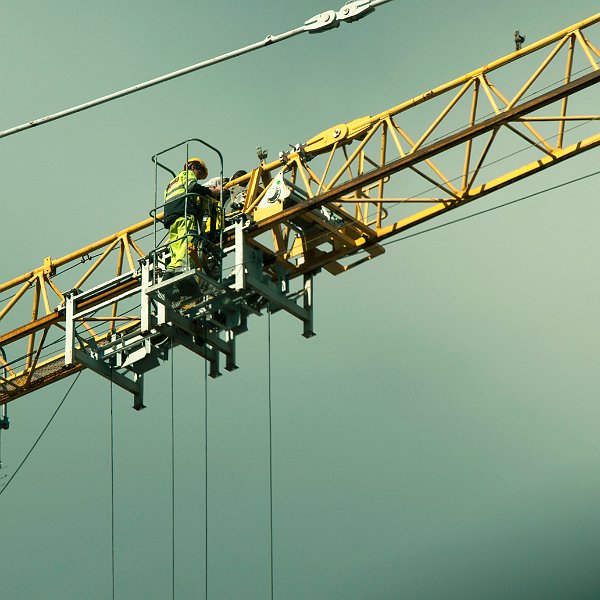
[267,309,274,600]
[110,370,116,600]
[0,1,392,141]
[0,372,81,497]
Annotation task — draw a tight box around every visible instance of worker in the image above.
[162,157,220,278]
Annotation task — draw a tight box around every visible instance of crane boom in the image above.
[1,12,599,406]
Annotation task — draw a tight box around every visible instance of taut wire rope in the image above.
[204,321,209,600]
[171,339,176,600]
[110,369,115,600]
[267,308,274,599]
[382,169,600,248]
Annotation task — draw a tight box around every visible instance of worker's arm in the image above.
[192,182,221,199]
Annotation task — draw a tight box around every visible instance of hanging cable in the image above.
[171,339,176,600]
[0,372,81,497]
[110,369,115,600]
[267,308,274,600]
[0,425,4,475]
[0,355,6,471]
[0,1,391,141]
[204,322,209,600]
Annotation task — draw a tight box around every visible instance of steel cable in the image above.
[171,339,176,600]
[0,371,81,497]
[110,370,116,600]
[267,309,274,600]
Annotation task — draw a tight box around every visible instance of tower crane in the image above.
[0,12,598,410]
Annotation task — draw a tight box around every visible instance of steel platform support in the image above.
[63,222,315,406]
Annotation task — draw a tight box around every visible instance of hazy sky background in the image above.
[1,1,600,598]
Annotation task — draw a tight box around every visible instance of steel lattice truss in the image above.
[1,12,599,405]
[242,13,600,275]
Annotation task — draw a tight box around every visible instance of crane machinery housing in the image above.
[0,12,599,411]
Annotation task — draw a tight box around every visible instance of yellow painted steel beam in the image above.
[250,70,600,235]
[0,217,155,295]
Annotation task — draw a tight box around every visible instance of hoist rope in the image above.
[0,428,4,477]
[0,371,81,497]
[171,340,176,600]
[204,322,209,600]
[267,309,274,599]
[0,2,391,141]
[109,370,116,600]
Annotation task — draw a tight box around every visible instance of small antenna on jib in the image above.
[256,146,269,163]
[514,30,526,51]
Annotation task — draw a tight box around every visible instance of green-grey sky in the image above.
[1,1,600,598]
